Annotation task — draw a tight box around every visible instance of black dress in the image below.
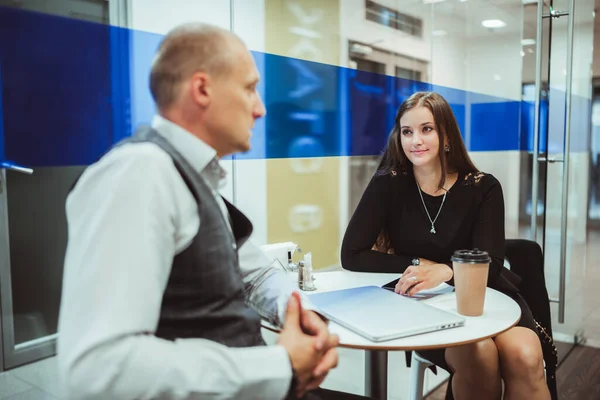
[340,169,538,371]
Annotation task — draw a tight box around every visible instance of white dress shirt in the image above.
[58,115,309,400]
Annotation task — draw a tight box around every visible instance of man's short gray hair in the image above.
[149,23,241,110]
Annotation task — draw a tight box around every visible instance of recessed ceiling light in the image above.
[521,38,536,46]
[482,19,507,28]
[521,50,525,57]
[432,30,448,36]
[423,0,446,4]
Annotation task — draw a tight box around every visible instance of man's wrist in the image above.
[288,367,299,398]
[291,368,299,389]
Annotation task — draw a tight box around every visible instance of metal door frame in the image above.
[0,0,131,371]
[0,59,6,373]
[0,191,57,365]
[530,0,576,327]
[0,62,55,370]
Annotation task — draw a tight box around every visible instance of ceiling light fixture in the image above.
[521,38,536,46]
[350,43,373,56]
[423,0,446,4]
[432,30,448,36]
[482,19,507,28]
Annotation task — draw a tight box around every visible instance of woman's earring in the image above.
[444,144,450,153]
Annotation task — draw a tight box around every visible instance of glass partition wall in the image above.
[0,3,595,397]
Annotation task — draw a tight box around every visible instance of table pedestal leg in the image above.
[365,350,388,399]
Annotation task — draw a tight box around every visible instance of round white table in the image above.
[264,269,522,400]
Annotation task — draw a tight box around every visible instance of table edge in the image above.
[261,314,521,351]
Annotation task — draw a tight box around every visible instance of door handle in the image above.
[537,156,564,163]
[0,162,33,175]
[530,0,544,243]
[558,0,576,324]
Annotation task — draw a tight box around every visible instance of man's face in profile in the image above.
[205,40,266,157]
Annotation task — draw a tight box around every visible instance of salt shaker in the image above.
[297,260,316,291]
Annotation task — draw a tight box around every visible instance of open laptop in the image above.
[308,286,465,342]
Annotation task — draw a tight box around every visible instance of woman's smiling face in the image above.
[399,106,441,168]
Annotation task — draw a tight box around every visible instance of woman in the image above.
[341,92,551,400]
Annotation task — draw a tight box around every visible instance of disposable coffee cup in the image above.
[451,249,491,317]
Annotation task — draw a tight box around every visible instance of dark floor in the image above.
[556,344,600,400]
[425,341,600,400]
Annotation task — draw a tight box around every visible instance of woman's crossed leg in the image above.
[445,326,550,400]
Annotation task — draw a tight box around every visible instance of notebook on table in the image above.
[308,285,465,342]
[381,278,455,300]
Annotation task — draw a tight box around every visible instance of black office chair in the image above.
[406,239,558,400]
[504,239,558,400]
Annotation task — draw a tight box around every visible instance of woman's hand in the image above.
[395,263,453,296]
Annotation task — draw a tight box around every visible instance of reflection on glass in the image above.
[396,66,421,81]
[0,0,109,24]
[365,0,423,37]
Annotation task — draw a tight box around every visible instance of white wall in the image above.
[430,33,467,90]
[466,34,524,102]
[470,152,521,239]
[128,0,231,35]
[127,0,269,244]
[462,30,525,238]
[230,0,268,245]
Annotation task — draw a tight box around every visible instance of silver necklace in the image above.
[416,180,447,234]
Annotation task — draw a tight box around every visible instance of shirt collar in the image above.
[151,114,224,179]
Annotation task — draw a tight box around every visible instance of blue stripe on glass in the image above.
[470,101,521,152]
[0,6,131,166]
[0,60,5,162]
[0,7,590,167]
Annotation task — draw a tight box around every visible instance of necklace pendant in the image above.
[430,226,436,234]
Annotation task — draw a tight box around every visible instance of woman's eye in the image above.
[423,126,433,132]
[401,130,412,136]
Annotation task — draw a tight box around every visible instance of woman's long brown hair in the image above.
[373,91,479,253]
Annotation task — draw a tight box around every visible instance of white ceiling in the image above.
[371,0,594,40]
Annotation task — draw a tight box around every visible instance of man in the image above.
[58,23,368,400]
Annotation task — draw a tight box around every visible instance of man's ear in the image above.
[190,72,211,108]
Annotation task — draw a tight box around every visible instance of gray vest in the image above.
[75,126,265,348]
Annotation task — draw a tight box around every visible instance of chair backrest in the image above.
[504,239,558,400]
[504,239,553,334]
